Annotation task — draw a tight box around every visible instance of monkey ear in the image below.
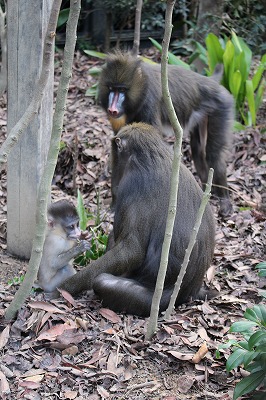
[115,137,123,152]
[47,217,55,229]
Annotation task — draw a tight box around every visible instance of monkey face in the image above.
[108,88,126,118]
[64,218,81,240]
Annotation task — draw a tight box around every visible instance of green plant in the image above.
[57,8,70,29]
[8,276,24,286]
[203,31,266,126]
[75,190,109,266]
[149,37,191,69]
[226,305,266,399]
[217,261,266,399]
[153,31,266,127]
[256,262,266,278]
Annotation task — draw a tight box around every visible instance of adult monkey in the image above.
[98,51,234,218]
[60,123,216,317]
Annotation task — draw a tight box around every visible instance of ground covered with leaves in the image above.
[0,52,265,399]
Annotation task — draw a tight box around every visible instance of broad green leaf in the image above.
[245,80,256,125]
[149,38,191,69]
[237,37,252,72]
[253,304,266,325]
[238,340,250,350]
[188,51,201,65]
[246,359,266,372]
[233,370,265,400]
[223,40,235,89]
[233,120,246,131]
[243,350,260,366]
[231,31,243,54]
[205,33,224,73]
[149,37,161,49]
[88,66,102,76]
[258,290,266,299]
[255,79,266,112]
[168,54,191,69]
[248,330,266,349]
[217,339,239,352]
[256,344,266,353]
[77,190,88,231]
[256,261,266,277]
[232,31,252,71]
[256,261,266,269]
[252,54,266,90]
[226,348,247,371]
[235,52,248,83]
[192,41,208,66]
[244,308,261,323]
[85,83,98,98]
[57,8,70,28]
[230,320,257,333]
[251,392,266,400]
[194,41,207,57]
[229,70,242,100]
[83,50,107,59]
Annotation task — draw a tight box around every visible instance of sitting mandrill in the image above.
[98,51,234,218]
[37,200,90,298]
[60,123,216,317]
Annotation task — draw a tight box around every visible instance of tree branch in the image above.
[145,0,180,340]
[132,0,143,56]
[5,0,81,321]
[164,168,214,320]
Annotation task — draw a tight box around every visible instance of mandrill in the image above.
[60,123,216,317]
[98,51,234,218]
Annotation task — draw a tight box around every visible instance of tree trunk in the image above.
[194,0,225,43]
[7,0,54,259]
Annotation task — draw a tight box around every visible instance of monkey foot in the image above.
[218,198,233,219]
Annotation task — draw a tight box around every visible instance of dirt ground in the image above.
[0,52,265,399]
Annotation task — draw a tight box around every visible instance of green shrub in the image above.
[226,305,266,399]
[217,262,266,399]
[75,190,108,265]
[157,31,266,127]
[204,32,266,126]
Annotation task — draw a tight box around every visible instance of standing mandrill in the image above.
[37,200,90,298]
[98,51,234,217]
[60,123,216,317]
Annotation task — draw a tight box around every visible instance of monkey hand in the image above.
[80,230,91,241]
[77,240,91,253]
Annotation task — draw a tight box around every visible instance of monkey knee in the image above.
[93,274,154,316]
[93,273,118,291]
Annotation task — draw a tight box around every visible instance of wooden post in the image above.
[7,0,53,259]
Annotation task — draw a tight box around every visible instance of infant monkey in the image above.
[37,200,90,298]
